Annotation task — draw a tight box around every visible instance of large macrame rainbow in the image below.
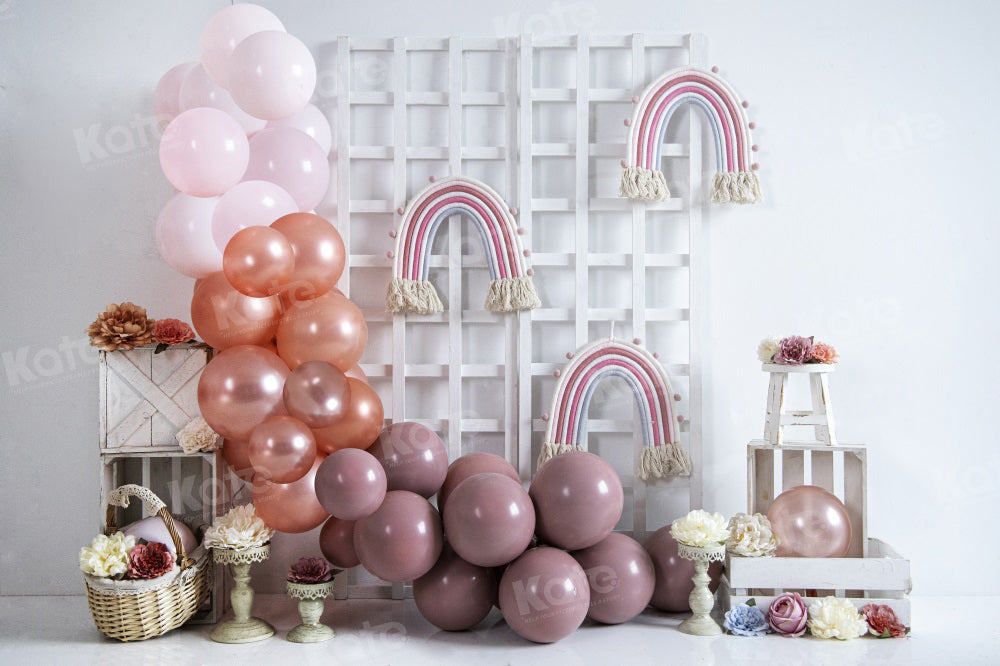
[386,176,541,315]
[538,338,691,480]
[619,67,761,205]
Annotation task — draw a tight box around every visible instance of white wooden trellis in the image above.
[330,33,708,598]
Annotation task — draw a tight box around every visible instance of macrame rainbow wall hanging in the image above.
[619,66,761,205]
[386,175,541,315]
[538,337,691,481]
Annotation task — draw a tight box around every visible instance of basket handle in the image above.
[105,484,192,570]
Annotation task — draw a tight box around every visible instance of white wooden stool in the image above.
[762,363,836,446]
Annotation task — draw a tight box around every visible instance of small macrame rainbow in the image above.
[538,338,691,480]
[386,175,541,315]
[620,67,761,205]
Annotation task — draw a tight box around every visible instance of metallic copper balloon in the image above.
[443,472,535,568]
[643,527,723,612]
[767,485,852,557]
[197,345,288,441]
[247,415,317,484]
[529,451,624,551]
[438,452,519,514]
[252,455,328,534]
[414,545,497,631]
[282,360,350,428]
[499,547,590,643]
[571,532,655,624]
[271,212,345,300]
[276,291,367,370]
[368,422,448,498]
[320,516,360,569]
[313,379,383,454]
[353,490,443,583]
[190,271,281,349]
[222,226,295,297]
[222,438,254,481]
[315,448,387,520]
[344,362,368,384]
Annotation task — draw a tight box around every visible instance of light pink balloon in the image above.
[154,62,197,128]
[178,64,266,135]
[200,3,285,89]
[768,485,852,558]
[156,192,222,278]
[245,128,329,211]
[229,31,316,121]
[211,180,298,252]
[267,103,332,155]
[159,108,249,197]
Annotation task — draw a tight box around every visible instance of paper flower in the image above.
[774,335,813,366]
[670,510,729,548]
[767,592,808,637]
[79,532,136,578]
[756,337,780,364]
[724,602,769,636]
[152,318,195,345]
[204,504,274,550]
[85,302,154,352]
[807,597,868,640]
[810,341,839,364]
[726,513,778,557]
[861,603,907,638]
[127,541,176,579]
[176,416,221,454]
[288,556,333,584]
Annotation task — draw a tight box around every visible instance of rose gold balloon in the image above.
[197,345,289,441]
[276,291,368,370]
[222,438,254,481]
[768,485,852,558]
[344,362,368,384]
[271,212,345,301]
[313,379,384,454]
[248,415,317,484]
[253,455,329,534]
[222,226,295,297]
[190,272,281,349]
[282,360,350,428]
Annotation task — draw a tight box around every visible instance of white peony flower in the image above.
[757,337,780,364]
[808,597,869,640]
[204,504,274,550]
[726,512,779,557]
[176,416,221,454]
[79,532,136,577]
[670,509,729,548]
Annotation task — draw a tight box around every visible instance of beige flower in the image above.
[670,509,729,548]
[756,337,780,364]
[176,417,220,454]
[726,512,778,557]
[79,532,136,577]
[808,597,868,640]
[85,302,154,351]
[204,504,274,550]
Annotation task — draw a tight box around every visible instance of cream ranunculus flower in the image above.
[204,504,275,550]
[176,416,221,454]
[726,512,779,557]
[757,337,780,364]
[79,532,136,577]
[670,509,729,548]
[807,597,868,640]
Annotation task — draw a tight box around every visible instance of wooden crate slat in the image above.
[811,449,834,493]
[844,449,868,558]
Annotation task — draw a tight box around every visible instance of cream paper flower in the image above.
[79,532,136,577]
[204,504,274,550]
[670,509,729,548]
[176,416,221,454]
[807,597,868,640]
[757,337,780,364]
[726,512,779,557]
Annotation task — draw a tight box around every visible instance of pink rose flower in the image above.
[861,603,907,638]
[810,341,838,364]
[127,542,175,579]
[152,318,195,345]
[767,592,808,637]
[774,336,813,365]
[288,556,333,583]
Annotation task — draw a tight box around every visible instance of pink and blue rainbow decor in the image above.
[619,67,761,205]
[386,175,540,315]
[539,336,690,480]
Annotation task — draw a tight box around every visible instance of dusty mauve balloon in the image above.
[312,379,384,454]
[353,490,443,583]
[197,345,288,441]
[276,291,367,371]
[499,547,590,643]
[247,415,316,484]
[190,272,282,350]
[571,532,655,624]
[223,226,295,298]
[222,438,253,481]
[643,527,723,612]
[282,361,350,428]
[414,546,497,631]
[320,516,360,569]
[438,452,519,514]
[767,485,852,558]
[252,455,328,534]
[529,451,624,550]
[315,449,387,520]
[444,473,534,568]
[122,516,198,556]
[368,422,448,498]
[271,213,345,302]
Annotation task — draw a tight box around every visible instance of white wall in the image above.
[1,0,998,596]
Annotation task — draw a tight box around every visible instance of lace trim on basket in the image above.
[84,547,209,596]
[108,484,166,517]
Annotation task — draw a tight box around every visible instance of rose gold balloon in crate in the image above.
[368,422,448,498]
[767,485,852,558]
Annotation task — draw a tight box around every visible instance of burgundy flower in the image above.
[127,542,175,579]
[861,603,907,638]
[288,556,333,583]
[774,336,813,365]
[152,318,195,345]
[767,592,808,637]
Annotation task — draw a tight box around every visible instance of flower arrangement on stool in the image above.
[670,510,729,635]
[286,557,338,643]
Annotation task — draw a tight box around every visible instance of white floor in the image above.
[0,595,995,665]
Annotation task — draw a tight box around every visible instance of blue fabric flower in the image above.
[724,602,769,637]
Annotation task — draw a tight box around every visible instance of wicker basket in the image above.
[84,484,211,642]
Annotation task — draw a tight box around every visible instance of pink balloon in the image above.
[197,345,289,441]
[414,546,497,631]
[155,192,221,278]
[282,361,350,428]
[767,485,852,558]
[211,180,298,253]
[199,3,285,89]
[121,516,198,556]
[439,452,519,515]
[248,415,316,484]
[154,62,197,128]
[353,490,443,583]
[368,422,449,498]
[320,516,360,569]
[571,533,655,624]
[444,472,535,568]
[228,31,317,121]
[267,103,332,154]
[222,226,295,297]
[499,547,590,643]
[315,449,387,520]
[245,127,329,211]
[643,527,723,612]
[159,108,249,197]
[178,64,266,135]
